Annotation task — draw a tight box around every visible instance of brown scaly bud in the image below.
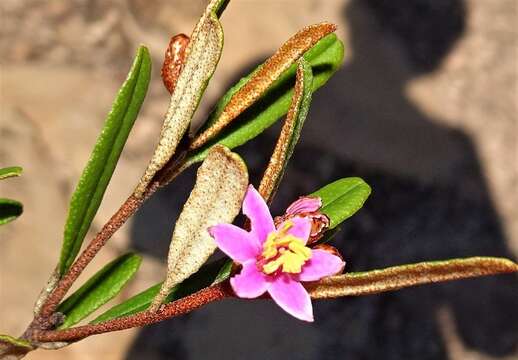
[161,34,190,94]
[312,244,345,275]
[274,196,330,244]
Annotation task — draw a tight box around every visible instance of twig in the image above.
[36,136,193,323]
[37,185,156,320]
[32,282,233,343]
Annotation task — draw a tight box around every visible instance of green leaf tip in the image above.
[58,252,142,328]
[0,166,22,180]
[312,177,371,229]
[0,198,23,225]
[59,45,151,274]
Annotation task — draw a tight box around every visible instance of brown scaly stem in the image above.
[31,282,233,343]
[33,149,193,327]
[37,184,158,321]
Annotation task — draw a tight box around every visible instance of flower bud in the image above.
[161,34,189,94]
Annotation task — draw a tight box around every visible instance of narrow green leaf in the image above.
[91,258,231,324]
[185,33,344,165]
[258,58,313,202]
[308,257,518,299]
[0,166,22,180]
[311,177,371,229]
[59,46,151,274]
[0,198,23,225]
[58,253,142,328]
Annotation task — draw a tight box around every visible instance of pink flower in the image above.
[209,185,344,322]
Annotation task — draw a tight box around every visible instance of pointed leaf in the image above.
[307,257,518,299]
[0,335,32,359]
[134,0,226,196]
[190,22,336,150]
[58,253,142,328]
[258,58,313,202]
[311,177,371,229]
[59,46,151,274]
[150,145,248,310]
[184,32,344,167]
[0,166,22,180]
[91,258,232,323]
[0,198,23,225]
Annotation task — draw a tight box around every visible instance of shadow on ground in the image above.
[126,1,518,359]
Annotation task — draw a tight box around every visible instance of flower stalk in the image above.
[28,256,517,345]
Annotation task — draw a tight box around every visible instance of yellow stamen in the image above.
[260,221,312,275]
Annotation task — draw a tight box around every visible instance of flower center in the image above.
[259,221,312,275]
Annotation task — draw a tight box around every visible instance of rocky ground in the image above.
[1,0,517,359]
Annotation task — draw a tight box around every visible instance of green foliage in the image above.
[92,258,232,324]
[0,166,23,225]
[59,46,151,274]
[312,177,371,229]
[58,253,142,328]
[186,33,344,165]
[0,198,23,225]
[0,166,22,180]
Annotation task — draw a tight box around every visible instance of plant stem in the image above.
[35,142,193,324]
[37,186,155,320]
[31,282,232,343]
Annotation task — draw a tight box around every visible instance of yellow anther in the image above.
[288,239,312,259]
[262,234,278,259]
[260,223,312,275]
[280,251,306,273]
[262,257,284,274]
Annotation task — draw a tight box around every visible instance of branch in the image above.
[36,135,192,322]
[31,282,232,343]
[37,187,154,320]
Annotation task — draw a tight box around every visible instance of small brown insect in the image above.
[161,34,190,94]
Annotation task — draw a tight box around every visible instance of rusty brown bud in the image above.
[161,34,190,94]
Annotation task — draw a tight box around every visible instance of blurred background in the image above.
[1,0,517,359]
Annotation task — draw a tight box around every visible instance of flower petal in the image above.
[281,216,312,244]
[209,224,260,262]
[268,274,313,322]
[230,260,269,298]
[298,249,345,281]
[242,185,275,243]
[286,196,322,215]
